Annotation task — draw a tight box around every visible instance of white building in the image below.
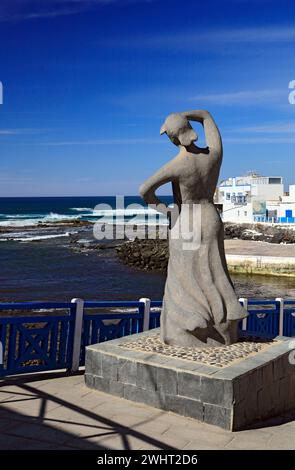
[216,173,287,223]
[267,185,295,222]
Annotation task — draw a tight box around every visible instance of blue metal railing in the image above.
[0,298,294,378]
[81,301,144,365]
[283,300,295,337]
[239,299,280,339]
[0,302,75,376]
[253,215,295,224]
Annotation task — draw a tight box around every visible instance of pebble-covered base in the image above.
[120,333,274,368]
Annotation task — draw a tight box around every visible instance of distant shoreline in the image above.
[116,236,295,278]
[0,222,295,303]
[0,220,295,278]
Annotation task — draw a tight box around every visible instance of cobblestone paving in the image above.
[120,333,275,367]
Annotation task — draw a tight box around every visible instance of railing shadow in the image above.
[0,371,177,450]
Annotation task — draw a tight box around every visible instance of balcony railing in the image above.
[0,298,294,378]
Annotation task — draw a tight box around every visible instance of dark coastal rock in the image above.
[224,223,295,244]
[115,223,295,273]
[70,238,123,253]
[116,238,169,272]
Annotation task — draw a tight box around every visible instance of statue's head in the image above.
[160,113,197,147]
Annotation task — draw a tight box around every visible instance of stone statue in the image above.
[139,110,248,348]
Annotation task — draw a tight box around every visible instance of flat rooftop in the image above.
[0,371,294,450]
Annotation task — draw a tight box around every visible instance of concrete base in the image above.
[85,330,295,431]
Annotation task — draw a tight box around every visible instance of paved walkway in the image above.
[0,371,294,450]
[225,239,295,257]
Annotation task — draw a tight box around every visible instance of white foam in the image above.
[70,207,93,212]
[0,218,42,227]
[91,208,160,216]
[0,230,79,242]
[71,207,168,217]
[0,230,33,238]
[0,207,169,229]
[0,212,82,228]
[43,212,82,221]
[18,233,72,242]
[0,213,43,219]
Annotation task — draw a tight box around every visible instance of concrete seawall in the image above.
[224,240,295,276]
[226,254,295,277]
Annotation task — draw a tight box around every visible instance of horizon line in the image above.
[0,194,173,198]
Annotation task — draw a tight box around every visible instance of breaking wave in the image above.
[0,208,168,227]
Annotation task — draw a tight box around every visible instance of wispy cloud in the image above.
[190,89,283,106]
[0,128,45,135]
[224,136,295,144]
[225,118,295,142]
[104,25,295,50]
[0,0,153,22]
[205,26,295,44]
[234,121,295,133]
[0,130,19,135]
[37,137,163,146]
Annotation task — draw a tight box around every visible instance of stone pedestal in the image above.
[85,330,295,431]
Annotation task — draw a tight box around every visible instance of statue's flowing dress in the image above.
[160,183,248,347]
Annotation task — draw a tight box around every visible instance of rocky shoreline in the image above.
[224,223,295,244]
[0,219,92,234]
[116,239,169,272]
[1,220,295,276]
[114,223,295,274]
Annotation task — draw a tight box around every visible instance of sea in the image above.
[0,196,295,303]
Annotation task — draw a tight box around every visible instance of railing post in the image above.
[70,298,84,372]
[239,298,248,331]
[275,297,284,336]
[0,340,3,367]
[139,298,151,332]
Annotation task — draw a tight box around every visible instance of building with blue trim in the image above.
[216,172,295,224]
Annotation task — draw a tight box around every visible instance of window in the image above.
[226,193,230,200]
[269,178,281,184]
[244,211,247,216]
[237,211,240,216]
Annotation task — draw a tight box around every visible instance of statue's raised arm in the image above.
[139,159,180,212]
[181,109,222,158]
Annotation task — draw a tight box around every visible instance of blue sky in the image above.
[1,0,295,196]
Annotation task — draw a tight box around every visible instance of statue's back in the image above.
[176,150,221,204]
